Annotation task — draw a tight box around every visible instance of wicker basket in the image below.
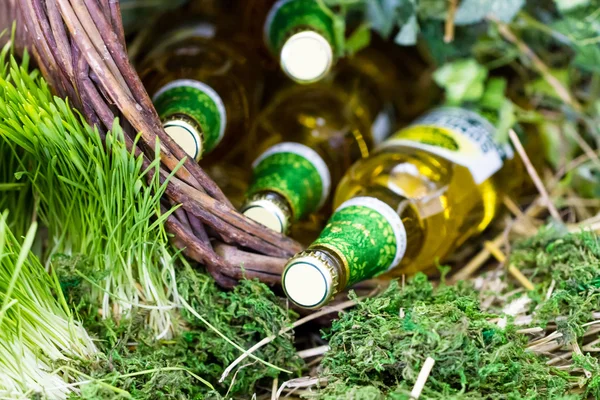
[5,0,303,288]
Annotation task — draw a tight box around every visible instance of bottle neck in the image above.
[311,196,407,288]
[283,195,409,309]
[265,0,336,83]
[153,79,226,160]
[241,191,293,234]
[243,142,331,231]
[333,53,397,145]
[282,247,346,309]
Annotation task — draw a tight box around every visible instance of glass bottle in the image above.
[282,107,527,309]
[240,47,402,235]
[264,0,339,84]
[138,12,264,165]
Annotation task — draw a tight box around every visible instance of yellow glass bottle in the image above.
[240,48,402,236]
[138,14,263,165]
[264,0,340,84]
[282,107,526,309]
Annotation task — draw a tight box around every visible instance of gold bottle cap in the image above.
[280,30,333,84]
[282,251,338,309]
[241,196,291,234]
[163,119,203,162]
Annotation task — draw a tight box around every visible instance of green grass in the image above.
[0,136,32,239]
[0,212,96,399]
[0,40,301,397]
[0,42,32,238]
[0,43,182,338]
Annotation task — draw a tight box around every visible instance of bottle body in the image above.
[139,16,263,164]
[241,84,371,234]
[241,48,402,235]
[264,0,338,83]
[333,142,498,276]
[283,107,523,309]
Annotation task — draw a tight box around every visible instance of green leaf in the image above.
[345,23,372,54]
[418,0,524,24]
[395,14,419,45]
[433,58,488,105]
[366,0,400,38]
[538,121,579,169]
[526,69,571,100]
[554,0,591,13]
[317,0,348,57]
[480,77,508,109]
[420,20,480,65]
[366,0,416,39]
[573,43,600,73]
[553,13,600,73]
[454,0,525,25]
[494,99,516,144]
[417,0,447,20]
[570,160,600,199]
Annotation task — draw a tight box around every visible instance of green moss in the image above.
[511,224,600,290]
[316,276,573,399]
[511,226,600,340]
[314,227,600,399]
[70,264,304,399]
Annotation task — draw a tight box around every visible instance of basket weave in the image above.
[3,0,303,288]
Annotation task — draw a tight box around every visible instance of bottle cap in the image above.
[153,79,226,158]
[163,118,203,161]
[282,252,338,309]
[280,30,333,84]
[241,196,291,234]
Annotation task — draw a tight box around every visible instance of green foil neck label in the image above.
[381,107,512,185]
[264,0,336,54]
[153,79,226,157]
[247,142,331,221]
[313,196,407,286]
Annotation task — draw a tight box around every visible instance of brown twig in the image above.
[509,129,562,221]
[215,243,289,281]
[484,240,535,291]
[444,0,458,43]
[451,233,504,282]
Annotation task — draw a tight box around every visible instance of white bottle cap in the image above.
[280,30,333,84]
[163,119,203,161]
[282,253,335,309]
[242,198,289,234]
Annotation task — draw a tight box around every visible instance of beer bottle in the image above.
[282,107,527,309]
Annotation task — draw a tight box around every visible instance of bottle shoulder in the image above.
[339,147,455,192]
[247,84,373,174]
[140,35,259,78]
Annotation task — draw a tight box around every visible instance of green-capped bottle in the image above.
[139,14,264,164]
[282,107,532,309]
[240,48,403,236]
[264,0,339,84]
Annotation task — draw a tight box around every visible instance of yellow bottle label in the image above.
[382,108,513,184]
